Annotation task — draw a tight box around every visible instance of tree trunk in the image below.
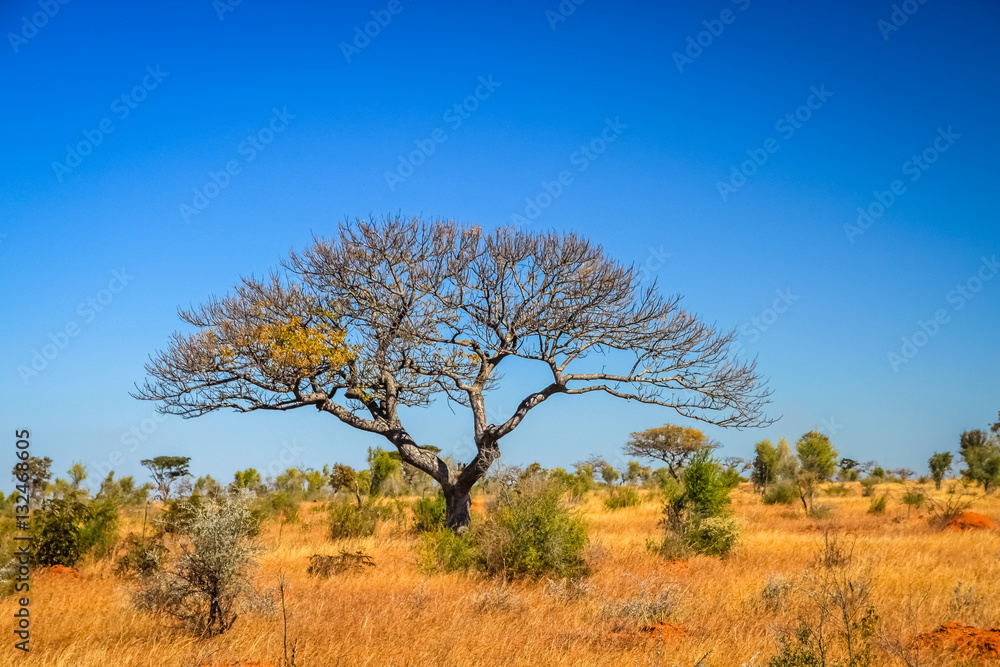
[443,485,472,533]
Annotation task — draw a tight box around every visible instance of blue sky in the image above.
[2,0,998,490]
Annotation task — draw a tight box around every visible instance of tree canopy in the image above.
[136,216,772,529]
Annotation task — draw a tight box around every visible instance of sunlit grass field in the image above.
[6,482,1000,667]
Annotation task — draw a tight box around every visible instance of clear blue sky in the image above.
[2,0,998,491]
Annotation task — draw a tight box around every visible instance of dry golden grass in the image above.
[5,482,1000,666]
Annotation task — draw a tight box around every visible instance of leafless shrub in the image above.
[471,582,522,613]
[602,577,681,630]
[761,574,793,613]
[925,484,975,528]
[306,550,374,578]
[545,576,593,602]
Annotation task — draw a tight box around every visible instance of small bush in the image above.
[545,577,593,602]
[412,494,447,533]
[32,499,92,567]
[115,532,168,578]
[602,581,680,630]
[860,477,879,497]
[78,498,120,561]
[471,583,521,613]
[133,492,269,637]
[328,500,380,539]
[761,574,792,613]
[762,482,799,506]
[419,527,478,573]
[684,515,741,557]
[604,486,640,510]
[307,550,374,577]
[476,483,588,579]
[809,504,834,520]
[824,485,851,496]
[867,495,888,516]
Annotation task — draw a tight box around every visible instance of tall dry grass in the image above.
[3,482,999,666]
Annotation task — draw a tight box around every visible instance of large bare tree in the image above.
[136,216,772,530]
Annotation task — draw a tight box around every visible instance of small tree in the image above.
[68,462,88,491]
[141,456,191,501]
[232,468,263,494]
[624,424,712,480]
[960,439,1000,493]
[750,439,779,493]
[329,463,363,507]
[600,463,620,486]
[12,456,52,510]
[660,448,740,557]
[133,492,266,636]
[928,452,953,490]
[794,430,838,514]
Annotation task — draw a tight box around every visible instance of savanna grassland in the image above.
[5,483,1000,667]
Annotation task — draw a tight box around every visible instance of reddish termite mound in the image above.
[917,622,1000,658]
[947,511,999,532]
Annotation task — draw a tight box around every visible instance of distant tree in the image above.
[991,411,1000,434]
[750,439,779,493]
[367,447,401,496]
[623,461,646,485]
[12,456,52,509]
[928,452,953,490]
[194,475,223,498]
[837,458,860,482]
[232,468,263,493]
[624,424,713,480]
[960,433,1000,493]
[136,217,772,530]
[894,468,915,482]
[794,430,838,513]
[601,463,619,486]
[961,429,990,453]
[141,456,191,501]
[329,463,363,506]
[68,462,88,491]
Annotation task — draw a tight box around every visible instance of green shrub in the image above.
[684,515,741,557]
[32,499,92,567]
[476,483,588,579]
[419,527,478,573]
[824,485,851,496]
[328,500,380,539]
[762,482,799,505]
[860,477,879,497]
[412,493,447,533]
[78,498,121,561]
[115,532,169,578]
[867,495,888,515]
[604,486,640,510]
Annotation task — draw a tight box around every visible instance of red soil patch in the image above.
[947,511,999,532]
[642,622,687,640]
[917,622,1000,658]
[43,565,79,579]
[604,623,687,643]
